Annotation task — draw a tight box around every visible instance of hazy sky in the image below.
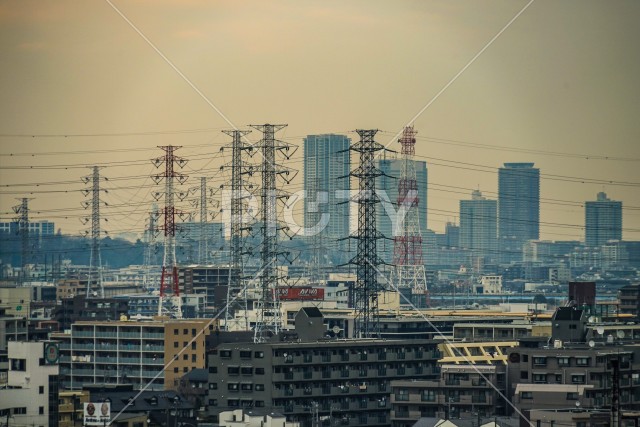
[1,0,639,242]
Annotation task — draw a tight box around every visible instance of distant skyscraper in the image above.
[376,158,428,264]
[498,162,540,263]
[585,192,622,246]
[460,190,497,263]
[303,134,351,263]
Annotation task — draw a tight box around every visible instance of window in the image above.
[208,366,218,374]
[571,374,585,384]
[255,384,265,391]
[173,342,179,348]
[39,407,44,415]
[208,399,218,406]
[10,359,26,371]
[241,383,253,391]
[533,374,546,383]
[191,329,196,336]
[191,342,196,350]
[209,383,218,390]
[254,351,264,358]
[557,357,570,367]
[228,366,240,375]
[241,367,252,375]
[183,354,188,360]
[228,383,239,391]
[240,350,252,359]
[421,390,436,402]
[255,401,265,407]
[183,329,188,334]
[255,368,265,375]
[520,371,529,380]
[39,386,44,394]
[576,357,590,367]
[192,354,197,362]
[395,389,409,401]
[14,408,26,415]
[533,357,546,366]
[521,392,533,400]
[183,367,188,373]
[228,399,239,407]
[174,329,179,334]
[220,350,232,358]
[566,392,578,400]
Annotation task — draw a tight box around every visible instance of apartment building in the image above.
[390,364,505,427]
[206,309,441,427]
[53,318,212,391]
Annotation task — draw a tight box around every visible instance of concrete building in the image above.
[58,390,90,427]
[498,163,540,263]
[0,341,60,427]
[585,192,622,247]
[303,134,351,263]
[480,275,502,294]
[206,308,441,427]
[390,364,505,426]
[460,190,498,265]
[53,318,212,391]
[0,306,28,352]
[179,265,239,316]
[53,294,129,331]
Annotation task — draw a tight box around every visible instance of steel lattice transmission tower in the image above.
[143,205,159,289]
[12,198,32,283]
[81,166,105,298]
[220,129,253,331]
[250,124,297,343]
[392,126,428,305]
[189,177,218,265]
[152,146,189,319]
[346,129,388,338]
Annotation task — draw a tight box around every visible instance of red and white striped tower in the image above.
[152,145,188,318]
[392,126,428,305]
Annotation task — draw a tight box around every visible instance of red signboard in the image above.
[275,287,324,301]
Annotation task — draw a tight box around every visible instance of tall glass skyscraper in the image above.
[460,190,497,264]
[585,192,622,247]
[303,134,351,264]
[498,162,540,263]
[376,158,428,264]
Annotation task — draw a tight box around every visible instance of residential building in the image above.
[179,265,239,316]
[53,294,129,331]
[498,163,540,263]
[303,134,351,264]
[619,284,640,320]
[390,364,506,426]
[206,308,441,427]
[459,190,497,265]
[585,192,622,247]
[0,341,60,427]
[58,390,89,427]
[53,318,212,391]
[0,306,28,351]
[377,158,428,264]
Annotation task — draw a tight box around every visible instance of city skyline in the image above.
[0,1,639,243]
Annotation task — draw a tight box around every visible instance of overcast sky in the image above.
[1,0,639,242]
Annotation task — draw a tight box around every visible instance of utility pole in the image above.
[152,146,189,318]
[249,124,297,343]
[345,129,389,338]
[391,126,428,306]
[81,166,105,298]
[221,129,253,331]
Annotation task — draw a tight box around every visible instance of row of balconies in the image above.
[72,331,164,339]
[61,343,165,352]
[391,393,494,405]
[272,367,437,382]
[65,369,164,377]
[277,351,439,366]
[278,402,389,415]
[273,383,387,398]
